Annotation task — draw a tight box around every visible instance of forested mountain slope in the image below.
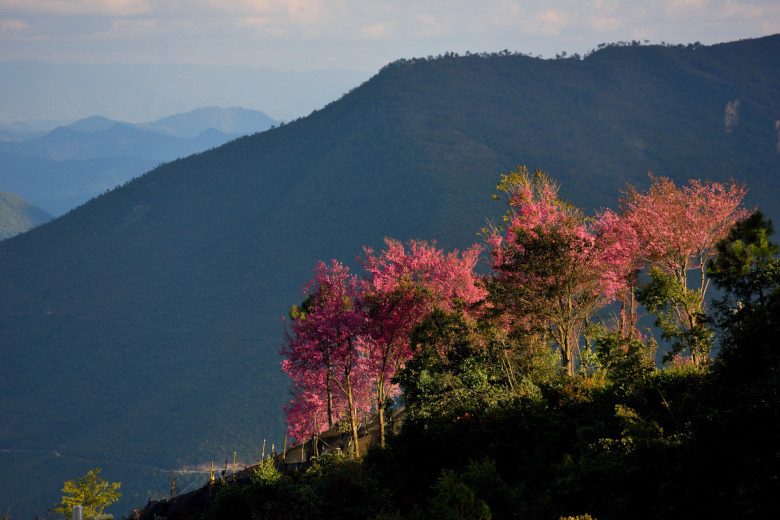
[1,34,778,516]
[0,191,51,239]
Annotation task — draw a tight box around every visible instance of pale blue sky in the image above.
[2,0,779,71]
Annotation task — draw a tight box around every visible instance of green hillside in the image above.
[1,35,779,517]
[0,191,51,239]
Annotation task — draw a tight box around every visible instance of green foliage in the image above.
[636,265,713,364]
[425,469,492,520]
[394,310,508,422]
[709,210,778,300]
[251,458,283,486]
[204,307,777,519]
[595,332,657,397]
[54,468,121,520]
[709,210,780,334]
[0,190,51,239]
[204,451,392,520]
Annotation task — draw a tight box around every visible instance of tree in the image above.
[54,468,121,520]
[709,210,779,313]
[394,309,506,423]
[708,210,780,374]
[620,175,748,365]
[361,238,485,446]
[593,208,645,337]
[486,167,615,375]
[280,260,370,456]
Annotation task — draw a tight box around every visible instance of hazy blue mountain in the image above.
[0,61,372,124]
[0,191,52,239]
[0,118,67,140]
[0,124,231,161]
[66,116,121,133]
[140,106,277,138]
[0,107,279,215]
[0,35,778,516]
[0,128,48,142]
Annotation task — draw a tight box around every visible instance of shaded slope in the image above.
[0,35,779,515]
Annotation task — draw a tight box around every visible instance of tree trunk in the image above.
[378,403,386,448]
[345,374,360,458]
[326,370,334,428]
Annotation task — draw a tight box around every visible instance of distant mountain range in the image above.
[0,35,778,516]
[0,61,371,125]
[0,107,277,215]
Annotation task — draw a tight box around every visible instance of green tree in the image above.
[427,469,492,520]
[708,210,780,321]
[708,210,780,378]
[54,468,121,520]
[636,265,715,364]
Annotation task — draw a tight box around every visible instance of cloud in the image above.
[413,13,448,37]
[92,18,159,39]
[0,17,27,35]
[533,9,570,35]
[717,0,767,20]
[0,0,778,70]
[359,22,391,40]
[0,0,154,16]
[588,15,623,31]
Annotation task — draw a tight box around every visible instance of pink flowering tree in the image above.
[593,208,646,338]
[282,385,329,444]
[280,260,370,455]
[619,174,749,365]
[487,167,617,375]
[361,238,486,446]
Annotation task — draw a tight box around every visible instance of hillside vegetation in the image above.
[0,191,51,239]
[0,35,779,517]
[151,169,779,520]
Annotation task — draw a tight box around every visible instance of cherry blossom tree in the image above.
[280,260,369,455]
[361,238,486,446]
[487,167,616,375]
[619,174,749,365]
[593,208,646,338]
[282,385,330,445]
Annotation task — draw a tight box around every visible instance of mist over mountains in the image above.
[0,61,371,126]
[0,107,277,216]
[0,35,778,516]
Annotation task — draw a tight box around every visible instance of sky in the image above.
[2,0,779,72]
